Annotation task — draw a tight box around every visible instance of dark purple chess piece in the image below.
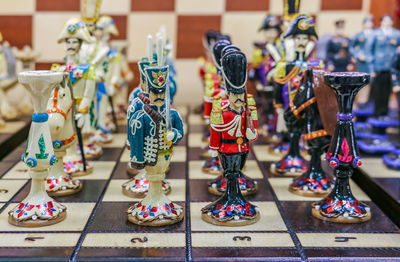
[312,72,371,223]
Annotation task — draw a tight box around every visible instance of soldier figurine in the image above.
[326,20,353,72]
[270,14,321,176]
[57,17,95,177]
[350,15,374,107]
[123,35,171,197]
[127,36,184,226]
[201,49,260,226]
[358,15,400,154]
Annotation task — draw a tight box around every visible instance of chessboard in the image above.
[0,116,30,161]
[0,107,399,261]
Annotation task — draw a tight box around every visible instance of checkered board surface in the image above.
[0,117,30,161]
[0,108,399,261]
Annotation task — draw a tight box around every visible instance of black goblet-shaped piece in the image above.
[312,72,371,223]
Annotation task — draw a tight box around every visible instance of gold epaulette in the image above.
[274,64,300,85]
[84,64,96,81]
[205,80,214,97]
[197,57,206,66]
[252,48,263,64]
[274,61,287,79]
[250,105,258,121]
[51,64,61,71]
[210,96,223,125]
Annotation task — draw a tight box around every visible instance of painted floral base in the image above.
[90,130,113,144]
[290,171,334,195]
[63,159,92,175]
[127,201,183,223]
[9,200,66,221]
[122,174,171,196]
[202,157,223,175]
[268,141,290,156]
[201,198,258,222]
[209,173,258,196]
[270,154,308,176]
[312,195,370,219]
[46,175,81,192]
[82,143,103,159]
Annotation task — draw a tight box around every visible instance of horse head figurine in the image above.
[45,76,81,196]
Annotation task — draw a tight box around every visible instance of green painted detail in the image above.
[24,136,29,158]
[102,60,109,73]
[35,135,49,160]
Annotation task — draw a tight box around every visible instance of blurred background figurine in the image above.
[326,20,353,72]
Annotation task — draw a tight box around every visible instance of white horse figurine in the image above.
[46,82,82,195]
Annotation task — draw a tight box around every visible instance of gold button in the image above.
[237,137,243,145]
[52,108,57,112]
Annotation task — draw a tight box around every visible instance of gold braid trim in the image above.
[274,66,300,84]
[304,130,328,140]
[290,97,316,119]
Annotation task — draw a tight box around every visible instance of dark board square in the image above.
[131,0,175,11]
[36,0,80,11]
[373,178,400,202]
[189,179,273,202]
[281,201,400,233]
[0,16,32,52]
[226,0,269,11]
[110,15,127,41]
[88,202,186,232]
[97,147,124,161]
[176,15,221,59]
[321,0,362,10]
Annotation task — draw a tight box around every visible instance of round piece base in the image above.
[201,211,260,227]
[122,186,171,199]
[85,151,103,160]
[288,185,331,197]
[270,167,303,177]
[202,167,223,176]
[311,207,371,224]
[70,166,93,177]
[8,210,67,228]
[48,183,83,197]
[126,166,140,176]
[127,211,184,226]
[208,184,258,197]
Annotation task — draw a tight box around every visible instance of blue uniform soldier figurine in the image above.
[124,35,172,197]
[126,36,184,226]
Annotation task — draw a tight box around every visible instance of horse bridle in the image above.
[46,87,73,120]
[47,86,76,149]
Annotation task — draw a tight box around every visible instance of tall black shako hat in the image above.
[259,14,281,32]
[221,50,247,94]
[284,14,318,39]
[212,39,231,70]
[203,30,220,51]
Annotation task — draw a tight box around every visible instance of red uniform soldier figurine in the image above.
[201,48,260,226]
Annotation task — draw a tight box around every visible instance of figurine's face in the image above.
[228,92,245,111]
[381,16,393,28]
[294,34,309,53]
[65,38,81,56]
[149,91,165,107]
[94,27,103,41]
[363,20,373,30]
[263,28,279,43]
[85,21,96,35]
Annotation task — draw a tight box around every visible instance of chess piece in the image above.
[127,36,184,226]
[92,15,117,141]
[206,43,258,196]
[46,75,82,196]
[110,40,133,120]
[57,17,94,177]
[312,72,371,223]
[270,14,319,176]
[285,69,336,197]
[201,50,260,226]
[79,0,108,156]
[326,20,353,72]
[357,15,400,154]
[8,70,67,227]
[123,35,171,197]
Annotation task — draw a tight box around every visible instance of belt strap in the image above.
[221,138,249,144]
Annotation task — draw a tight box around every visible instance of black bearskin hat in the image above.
[221,51,247,94]
[212,40,231,69]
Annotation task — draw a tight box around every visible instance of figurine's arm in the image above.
[78,66,96,113]
[349,35,359,59]
[391,50,400,88]
[366,33,376,74]
[246,108,258,141]
[128,111,145,169]
[209,124,221,151]
[170,110,184,144]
